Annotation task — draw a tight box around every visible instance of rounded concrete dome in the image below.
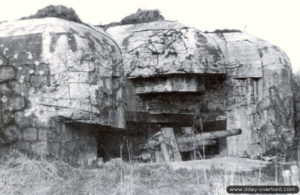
[107,20,294,157]
[107,20,292,80]
[107,20,226,78]
[0,18,124,129]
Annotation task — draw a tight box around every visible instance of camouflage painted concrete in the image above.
[107,21,294,158]
[0,18,124,164]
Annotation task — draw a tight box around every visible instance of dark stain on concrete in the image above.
[50,32,77,52]
[84,32,96,51]
[67,33,77,52]
[281,68,289,81]
[258,48,263,58]
[272,45,280,52]
[0,33,42,65]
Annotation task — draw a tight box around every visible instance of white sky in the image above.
[0,0,299,72]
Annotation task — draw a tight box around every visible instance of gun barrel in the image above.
[176,129,242,144]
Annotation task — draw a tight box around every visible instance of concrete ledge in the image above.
[167,157,270,172]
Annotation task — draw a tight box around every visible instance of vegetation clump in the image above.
[99,9,164,30]
[121,9,164,25]
[0,150,298,195]
[204,29,242,33]
[20,5,82,23]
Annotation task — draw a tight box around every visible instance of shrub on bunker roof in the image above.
[120,9,164,25]
[98,9,165,30]
[20,5,82,23]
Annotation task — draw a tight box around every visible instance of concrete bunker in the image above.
[88,73,241,163]
[80,116,232,163]
[0,17,296,165]
[0,18,125,165]
[107,20,295,162]
[119,74,241,163]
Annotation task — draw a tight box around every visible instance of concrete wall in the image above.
[108,21,295,159]
[0,18,296,163]
[47,120,98,165]
[292,74,300,160]
[0,18,125,162]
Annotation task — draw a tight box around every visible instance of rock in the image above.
[2,95,26,111]
[14,111,33,128]
[30,75,49,88]
[0,65,16,82]
[2,125,21,143]
[8,81,30,97]
[0,83,12,94]
[23,128,37,141]
[0,110,14,125]
[15,64,35,82]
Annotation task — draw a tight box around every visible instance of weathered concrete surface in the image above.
[0,18,124,162]
[107,21,294,159]
[169,157,270,172]
[47,121,98,165]
[134,75,205,94]
[0,18,295,162]
[107,21,226,78]
[292,73,300,160]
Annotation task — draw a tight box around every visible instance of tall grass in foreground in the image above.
[0,150,299,195]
